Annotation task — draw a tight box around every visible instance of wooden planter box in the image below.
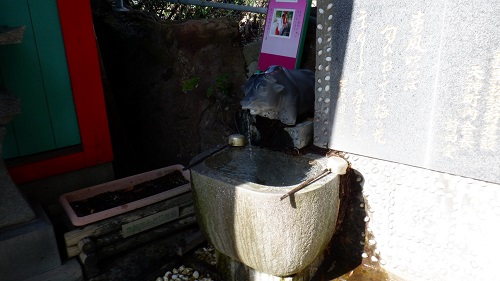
[63,191,199,278]
[59,164,191,226]
[59,165,202,278]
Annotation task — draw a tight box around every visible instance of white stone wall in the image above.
[347,153,500,280]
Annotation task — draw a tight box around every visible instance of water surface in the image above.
[205,147,323,186]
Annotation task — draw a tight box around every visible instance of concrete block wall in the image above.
[347,153,499,280]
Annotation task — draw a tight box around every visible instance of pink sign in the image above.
[258,0,310,70]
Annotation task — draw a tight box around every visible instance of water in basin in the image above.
[204,146,324,186]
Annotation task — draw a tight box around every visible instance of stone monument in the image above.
[0,86,35,227]
[314,0,500,184]
[314,1,500,280]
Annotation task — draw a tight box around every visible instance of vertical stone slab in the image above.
[0,142,36,227]
[315,0,500,184]
[429,0,500,182]
[0,90,35,228]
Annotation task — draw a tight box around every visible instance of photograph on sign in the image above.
[258,0,311,70]
[270,9,295,38]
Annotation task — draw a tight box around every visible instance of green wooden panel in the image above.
[0,0,56,156]
[28,0,81,148]
[0,0,81,159]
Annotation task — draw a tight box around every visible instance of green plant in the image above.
[126,0,255,21]
[207,73,230,99]
[181,77,200,93]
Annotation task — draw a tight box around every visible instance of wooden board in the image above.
[64,192,194,248]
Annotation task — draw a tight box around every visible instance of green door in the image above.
[0,0,80,159]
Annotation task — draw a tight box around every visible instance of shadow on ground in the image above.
[313,167,392,281]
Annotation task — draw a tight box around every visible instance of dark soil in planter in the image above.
[70,170,189,217]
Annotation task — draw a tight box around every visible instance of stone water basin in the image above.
[190,146,347,277]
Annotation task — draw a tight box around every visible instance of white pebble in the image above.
[182,267,192,275]
[193,271,200,278]
[156,277,163,281]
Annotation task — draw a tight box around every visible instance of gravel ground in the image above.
[151,245,218,281]
[86,227,219,281]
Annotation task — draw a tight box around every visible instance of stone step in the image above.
[0,203,62,281]
[0,158,35,228]
[23,258,83,281]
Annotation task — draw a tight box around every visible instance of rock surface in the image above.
[91,0,316,178]
[92,2,247,177]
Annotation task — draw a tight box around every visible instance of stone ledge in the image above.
[0,203,60,281]
[24,258,83,281]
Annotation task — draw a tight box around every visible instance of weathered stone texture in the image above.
[92,6,247,177]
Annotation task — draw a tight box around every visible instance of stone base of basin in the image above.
[216,250,324,281]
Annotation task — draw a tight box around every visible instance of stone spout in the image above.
[240,65,315,125]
